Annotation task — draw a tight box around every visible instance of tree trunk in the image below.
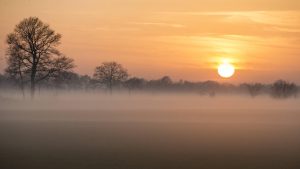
[30,67,36,99]
[20,83,25,100]
[19,71,25,100]
[18,60,25,99]
[30,78,35,100]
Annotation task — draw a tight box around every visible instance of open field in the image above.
[1,93,300,169]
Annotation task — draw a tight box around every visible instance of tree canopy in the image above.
[93,61,128,93]
[6,17,74,98]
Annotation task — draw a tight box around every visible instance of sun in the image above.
[218,62,235,78]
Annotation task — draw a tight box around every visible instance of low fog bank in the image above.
[2,93,300,126]
[1,90,300,124]
[1,72,299,100]
[1,89,300,111]
[1,91,300,169]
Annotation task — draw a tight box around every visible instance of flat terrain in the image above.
[1,93,300,169]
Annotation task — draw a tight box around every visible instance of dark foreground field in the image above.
[1,93,300,169]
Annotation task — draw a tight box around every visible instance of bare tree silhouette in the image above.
[6,17,74,99]
[245,83,263,97]
[5,47,27,98]
[271,80,297,98]
[93,62,128,94]
[124,77,145,94]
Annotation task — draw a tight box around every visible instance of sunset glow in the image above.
[1,0,300,83]
[1,1,300,169]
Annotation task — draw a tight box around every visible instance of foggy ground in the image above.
[1,91,300,169]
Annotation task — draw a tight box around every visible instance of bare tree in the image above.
[271,80,298,98]
[5,47,28,98]
[93,62,128,94]
[245,83,263,97]
[6,17,74,99]
[124,77,145,94]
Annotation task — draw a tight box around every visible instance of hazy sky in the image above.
[1,0,300,83]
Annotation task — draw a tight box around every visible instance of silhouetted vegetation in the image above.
[5,17,74,99]
[271,80,298,98]
[93,62,128,94]
[1,17,299,99]
[124,77,146,94]
[2,57,299,99]
[1,66,299,99]
[242,83,264,97]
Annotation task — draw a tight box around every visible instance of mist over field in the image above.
[1,1,300,168]
[1,91,300,169]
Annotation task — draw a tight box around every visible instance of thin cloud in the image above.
[130,22,185,28]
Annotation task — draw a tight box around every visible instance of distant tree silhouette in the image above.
[49,71,82,90]
[202,81,220,95]
[124,77,145,94]
[6,17,74,99]
[147,76,173,90]
[160,76,173,86]
[33,72,92,92]
[245,83,264,97]
[271,80,297,98]
[93,62,128,94]
[80,75,93,91]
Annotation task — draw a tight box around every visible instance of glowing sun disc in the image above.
[218,63,235,78]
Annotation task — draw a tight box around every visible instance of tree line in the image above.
[0,17,299,99]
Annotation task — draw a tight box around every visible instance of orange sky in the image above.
[1,0,300,83]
